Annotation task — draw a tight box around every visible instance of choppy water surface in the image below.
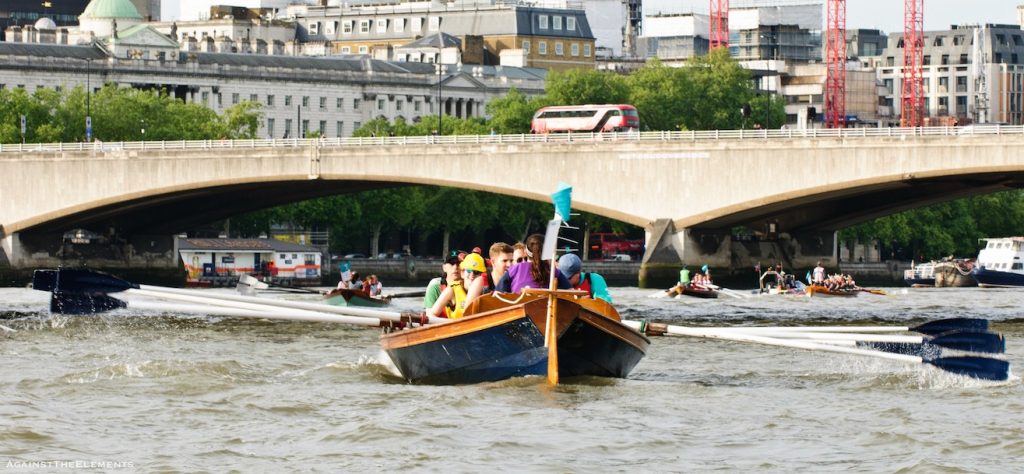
[1,286,1022,471]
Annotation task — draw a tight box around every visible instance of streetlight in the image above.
[85,58,92,142]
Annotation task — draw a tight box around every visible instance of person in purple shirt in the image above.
[496,233,572,293]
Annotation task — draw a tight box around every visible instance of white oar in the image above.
[120,299,387,326]
[709,329,936,344]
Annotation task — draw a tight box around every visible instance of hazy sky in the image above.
[645,1,1020,34]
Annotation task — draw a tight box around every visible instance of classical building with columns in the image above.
[0,0,547,139]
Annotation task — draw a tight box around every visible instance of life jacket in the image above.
[443,281,468,319]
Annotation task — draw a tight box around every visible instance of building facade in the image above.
[289,2,596,71]
[865,24,1024,125]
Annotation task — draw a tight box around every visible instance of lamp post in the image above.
[85,58,92,142]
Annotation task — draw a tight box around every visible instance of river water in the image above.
[1,285,1022,472]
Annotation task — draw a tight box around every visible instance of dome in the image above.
[80,0,143,20]
[34,17,58,30]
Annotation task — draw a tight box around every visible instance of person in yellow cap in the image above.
[426,253,487,320]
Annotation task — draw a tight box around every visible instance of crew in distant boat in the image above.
[557,253,612,303]
[365,274,383,297]
[812,261,826,284]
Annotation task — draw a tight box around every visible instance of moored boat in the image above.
[972,237,1024,287]
[904,261,936,287]
[380,290,650,385]
[805,285,858,297]
[934,259,977,287]
[323,288,390,307]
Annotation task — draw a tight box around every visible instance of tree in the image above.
[222,100,265,139]
[683,48,755,131]
[545,69,630,105]
[627,59,692,131]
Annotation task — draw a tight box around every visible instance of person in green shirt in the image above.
[423,251,463,309]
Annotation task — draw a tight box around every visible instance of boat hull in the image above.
[805,286,857,297]
[903,277,935,288]
[381,293,649,385]
[681,286,719,299]
[972,267,1024,288]
[323,288,389,308]
[934,261,977,287]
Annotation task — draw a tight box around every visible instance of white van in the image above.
[609,254,632,261]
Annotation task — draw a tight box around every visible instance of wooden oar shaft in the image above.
[124,297,387,326]
[623,321,923,364]
[137,284,444,325]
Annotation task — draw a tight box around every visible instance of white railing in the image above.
[1,124,1022,155]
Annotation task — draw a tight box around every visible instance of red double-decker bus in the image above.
[531,104,640,134]
[588,232,644,260]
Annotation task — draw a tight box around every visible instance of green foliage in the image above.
[0,84,262,144]
[545,69,630,105]
[683,48,756,131]
[626,59,691,131]
[840,191,1024,259]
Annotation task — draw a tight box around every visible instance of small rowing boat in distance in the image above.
[680,285,718,299]
[381,290,649,385]
[323,288,390,308]
[805,285,858,297]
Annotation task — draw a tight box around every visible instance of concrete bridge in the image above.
[3,126,1023,285]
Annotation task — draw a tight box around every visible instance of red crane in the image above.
[709,0,729,50]
[825,0,847,128]
[901,0,925,127]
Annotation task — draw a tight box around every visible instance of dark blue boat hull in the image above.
[382,297,649,385]
[904,277,935,287]
[972,267,1024,287]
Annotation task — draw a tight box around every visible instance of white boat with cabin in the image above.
[971,237,1024,288]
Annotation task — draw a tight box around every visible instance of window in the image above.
[932,36,943,47]
[285,95,292,106]
[267,95,275,106]
[414,101,422,112]
[217,93,222,107]
[376,19,388,33]
[941,54,949,65]
[553,16,562,30]
[342,21,353,34]
[302,96,310,107]
[522,40,530,53]
[354,121,361,131]
[923,55,930,65]
[583,44,591,57]
[336,121,344,137]
[336,97,344,109]
[284,119,293,137]
[319,96,327,109]
[232,93,239,105]
[954,35,964,46]
[326,21,336,35]
[359,20,370,33]
[267,118,275,137]
[396,100,403,111]
[250,93,258,102]
[354,98,361,110]
[555,42,563,56]
[319,120,326,135]
[358,45,368,54]
[309,21,319,35]
[377,98,385,110]
[539,15,548,29]
[341,46,351,54]
[938,76,949,91]
[412,17,423,31]
[395,18,405,33]
[567,17,576,31]
[539,41,547,55]
[956,76,968,93]
[201,91,209,104]
[571,43,579,56]
[428,16,440,31]
[302,120,309,137]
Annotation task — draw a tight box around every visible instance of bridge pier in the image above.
[639,219,838,288]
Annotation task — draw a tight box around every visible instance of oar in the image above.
[689,318,990,337]
[622,321,1010,381]
[237,274,323,295]
[856,287,887,296]
[716,329,1005,354]
[382,290,426,299]
[35,268,446,325]
[48,291,402,327]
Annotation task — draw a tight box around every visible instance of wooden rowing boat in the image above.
[680,285,719,299]
[380,290,650,385]
[323,288,390,308]
[805,285,858,297]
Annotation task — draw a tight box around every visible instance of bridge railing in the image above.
[2,124,1022,155]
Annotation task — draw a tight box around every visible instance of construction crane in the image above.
[709,0,729,50]
[901,0,925,127]
[825,0,847,128]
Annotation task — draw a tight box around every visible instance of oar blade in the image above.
[927,356,1010,381]
[930,331,1005,354]
[32,269,58,292]
[44,268,138,294]
[912,318,989,336]
[857,341,938,359]
[51,291,127,314]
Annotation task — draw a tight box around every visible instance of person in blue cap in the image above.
[557,253,612,303]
